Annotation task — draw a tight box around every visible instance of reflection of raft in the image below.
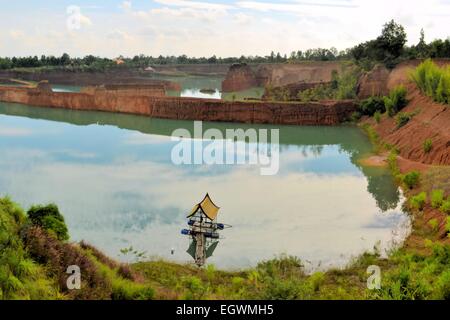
[181,194,230,267]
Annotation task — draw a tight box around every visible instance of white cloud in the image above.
[234,12,253,25]
[0,126,32,137]
[9,30,25,39]
[119,1,132,11]
[79,14,93,27]
[154,0,233,11]
[1,0,449,57]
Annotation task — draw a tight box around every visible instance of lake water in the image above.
[0,101,410,270]
[151,74,264,100]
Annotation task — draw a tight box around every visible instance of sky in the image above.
[0,0,449,58]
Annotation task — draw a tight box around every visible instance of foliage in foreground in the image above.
[0,198,154,300]
[1,196,450,300]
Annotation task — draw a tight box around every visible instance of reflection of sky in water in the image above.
[180,89,221,100]
[0,110,410,270]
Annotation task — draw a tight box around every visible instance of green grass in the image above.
[423,139,433,153]
[411,59,450,105]
[0,197,61,300]
[384,85,408,117]
[410,192,427,211]
[402,171,421,189]
[431,190,445,209]
[441,199,450,214]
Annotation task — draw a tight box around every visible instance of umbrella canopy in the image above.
[187,194,220,221]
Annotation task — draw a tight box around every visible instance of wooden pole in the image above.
[195,232,206,267]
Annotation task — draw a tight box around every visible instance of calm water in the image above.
[0,102,410,270]
[151,74,264,100]
[51,85,81,93]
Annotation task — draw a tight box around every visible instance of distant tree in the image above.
[376,19,407,66]
[61,53,71,66]
[416,28,428,58]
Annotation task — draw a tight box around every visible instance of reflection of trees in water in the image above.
[0,103,401,212]
[364,168,401,212]
[341,144,401,212]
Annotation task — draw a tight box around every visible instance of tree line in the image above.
[1,20,449,71]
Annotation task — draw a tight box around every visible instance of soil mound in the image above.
[222,63,258,92]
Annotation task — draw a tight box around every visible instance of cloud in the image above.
[79,14,93,27]
[0,126,32,137]
[234,12,253,25]
[154,0,233,11]
[9,30,25,39]
[107,29,133,41]
[1,0,449,58]
[119,1,132,11]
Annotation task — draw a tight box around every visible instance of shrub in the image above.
[23,226,111,299]
[402,171,420,189]
[374,111,381,123]
[423,139,433,153]
[428,218,439,232]
[441,199,450,214]
[359,96,386,116]
[446,217,450,235]
[351,111,362,122]
[411,59,450,105]
[257,255,304,278]
[384,85,408,116]
[436,270,450,299]
[27,204,69,241]
[431,190,444,209]
[396,112,413,128]
[410,192,427,210]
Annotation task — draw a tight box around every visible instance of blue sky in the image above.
[1,0,449,58]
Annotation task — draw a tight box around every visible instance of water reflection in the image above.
[0,102,409,269]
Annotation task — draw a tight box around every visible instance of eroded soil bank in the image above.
[360,60,450,166]
[0,85,357,125]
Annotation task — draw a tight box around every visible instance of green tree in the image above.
[27,204,69,241]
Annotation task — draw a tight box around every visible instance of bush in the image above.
[384,85,408,116]
[441,199,450,214]
[359,96,386,116]
[428,218,439,232]
[446,217,450,235]
[423,139,433,153]
[351,111,362,122]
[374,111,381,123]
[431,190,444,209]
[27,204,69,241]
[402,171,420,189]
[396,112,413,128]
[410,192,427,210]
[411,59,450,105]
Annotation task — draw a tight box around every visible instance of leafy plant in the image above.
[374,111,381,123]
[410,192,427,210]
[431,190,444,209]
[428,218,439,232]
[441,199,450,214]
[446,217,450,237]
[384,85,408,116]
[359,96,386,116]
[27,204,69,241]
[402,171,420,189]
[396,112,413,128]
[423,139,433,153]
[411,59,450,105]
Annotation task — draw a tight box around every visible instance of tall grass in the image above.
[411,59,450,105]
